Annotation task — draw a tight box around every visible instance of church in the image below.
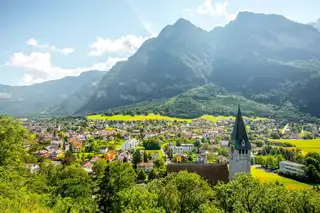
[167,105,252,184]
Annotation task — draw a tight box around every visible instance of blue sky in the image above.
[1,0,319,85]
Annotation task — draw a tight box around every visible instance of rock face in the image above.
[79,12,320,117]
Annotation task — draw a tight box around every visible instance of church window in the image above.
[245,150,248,154]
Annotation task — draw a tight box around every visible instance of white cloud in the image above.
[88,35,150,57]
[9,52,126,85]
[26,38,74,55]
[195,0,236,21]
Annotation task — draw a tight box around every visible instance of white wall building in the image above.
[121,139,140,151]
[279,161,305,176]
[168,144,194,154]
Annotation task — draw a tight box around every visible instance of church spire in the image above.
[230,105,251,150]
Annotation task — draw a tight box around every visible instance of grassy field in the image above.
[270,139,320,153]
[251,167,312,190]
[88,114,267,122]
[145,150,164,157]
[87,114,191,122]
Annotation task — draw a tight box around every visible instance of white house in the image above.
[99,147,108,154]
[279,161,306,176]
[121,139,140,151]
[168,144,194,154]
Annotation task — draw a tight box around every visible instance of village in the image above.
[22,114,320,185]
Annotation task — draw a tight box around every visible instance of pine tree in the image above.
[143,151,148,162]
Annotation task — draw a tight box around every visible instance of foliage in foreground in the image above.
[1,115,320,213]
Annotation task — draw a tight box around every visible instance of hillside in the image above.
[103,84,319,122]
[79,12,320,119]
[0,71,105,116]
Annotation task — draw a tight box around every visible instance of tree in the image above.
[194,140,201,148]
[92,158,107,179]
[62,151,75,165]
[153,157,165,169]
[305,152,320,162]
[215,174,265,213]
[305,157,319,168]
[143,151,148,162]
[117,185,164,213]
[306,164,320,182]
[132,150,142,167]
[218,148,229,158]
[98,161,136,212]
[137,170,146,182]
[148,169,157,181]
[0,116,26,166]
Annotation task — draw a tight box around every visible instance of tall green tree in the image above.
[98,160,136,213]
[0,116,26,166]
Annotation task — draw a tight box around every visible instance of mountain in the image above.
[0,71,105,116]
[310,17,320,31]
[78,12,320,119]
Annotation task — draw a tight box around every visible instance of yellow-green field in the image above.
[87,114,267,122]
[87,114,191,122]
[270,139,320,154]
[251,167,312,190]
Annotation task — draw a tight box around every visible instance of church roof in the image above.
[167,163,229,185]
[230,105,251,150]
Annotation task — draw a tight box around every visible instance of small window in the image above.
[245,150,248,154]
[238,150,241,154]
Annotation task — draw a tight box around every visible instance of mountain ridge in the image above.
[2,12,320,121]
[77,12,320,120]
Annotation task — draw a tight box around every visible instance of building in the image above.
[137,162,154,172]
[168,144,194,154]
[99,146,108,154]
[167,163,229,185]
[166,105,251,185]
[196,151,207,163]
[279,161,305,176]
[69,138,83,153]
[121,139,139,151]
[228,105,252,180]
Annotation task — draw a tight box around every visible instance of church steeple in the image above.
[230,105,251,151]
[228,105,252,180]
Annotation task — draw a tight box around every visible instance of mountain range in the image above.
[0,71,104,116]
[2,12,320,121]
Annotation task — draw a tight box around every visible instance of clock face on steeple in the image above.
[241,139,245,147]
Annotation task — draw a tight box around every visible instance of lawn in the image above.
[270,139,320,154]
[251,167,312,190]
[145,150,164,157]
[88,114,267,123]
[87,114,190,122]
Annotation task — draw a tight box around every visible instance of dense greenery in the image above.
[1,115,320,213]
[100,84,320,123]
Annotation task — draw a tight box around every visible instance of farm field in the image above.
[251,167,312,190]
[270,139,320,153]
[87,114,267,122]
[87,114,191,122]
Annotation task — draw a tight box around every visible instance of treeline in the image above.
[87,98,320,123]
[1,115,320,213]
[255,145,320,183]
